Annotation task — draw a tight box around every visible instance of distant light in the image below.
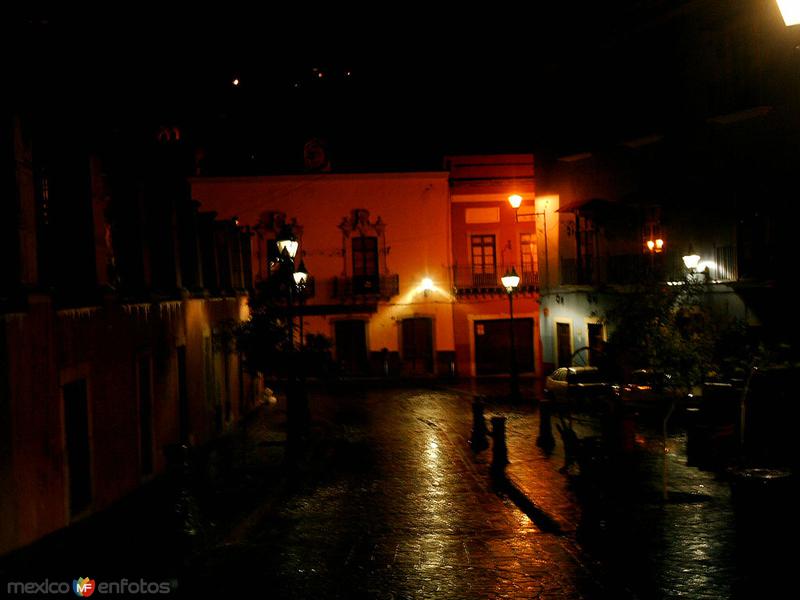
[655,238,664,250]
[421,277,434,292]
[777,0,800,26]
[345,70,352,77]
[317,72,324,78]
[232,78,240,86]
[646,240,655,251]
[508,194,523,209]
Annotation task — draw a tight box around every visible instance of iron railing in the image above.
[560,247,739,286]
[452,266,538,295]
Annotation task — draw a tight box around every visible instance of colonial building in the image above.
[530,0,800,372]
[447,155,549,378]
[191,155,553,379]
[190,172,456,376]
[0,114,258,555]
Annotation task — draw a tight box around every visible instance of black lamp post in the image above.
[275,227,309,434]
[276,228,300,348]
[502,266,521,401]
[293,259,309,350]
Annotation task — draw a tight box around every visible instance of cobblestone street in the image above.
[2,384,793,599]
[187,387,613,599]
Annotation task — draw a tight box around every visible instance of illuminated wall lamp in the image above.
[420,277,434,297]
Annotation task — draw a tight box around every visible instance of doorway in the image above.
[402,317,434,375]
[587,322,605,366]
[63,379,92,517]
[556,322,572,367]
[474,318,534,375]
[335,320,368,375]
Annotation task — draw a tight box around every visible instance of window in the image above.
[576,215,596,284]
[352,236,379,292]
[520,232,537,284]
[470,234,496,286]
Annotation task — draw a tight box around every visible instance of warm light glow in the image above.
[508,194,523,209]
[232,78,240,86]
[646,240,655,251]
[655,238,664,250]
[501,267,520,291]
[683,254,701,270]
[276,238,299,259]
[777,0,800,25]
[409,276,452,301]
[293,260,308,287]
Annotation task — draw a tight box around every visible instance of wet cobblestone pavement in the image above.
[188,388,613,599]
[447,382,795,600]
[2,383,794,598]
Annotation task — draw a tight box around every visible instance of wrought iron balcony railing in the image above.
[452,266,538,295]
[560,247,739,286]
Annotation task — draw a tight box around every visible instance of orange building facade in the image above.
[447,156,543,378]
[190,172,456,376]
[191,154,545,379]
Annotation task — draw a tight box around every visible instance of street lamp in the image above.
[501,267,521,401]
[509,193,550,289]
[293,259,309,349]
[276,226,300,348]
[777,0,800,26]
[682,253,701,271]
[275,226,309,437]
[276,223,299,260]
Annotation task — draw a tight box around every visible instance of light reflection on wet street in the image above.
[191,389,609,598]
[190,384,797,598]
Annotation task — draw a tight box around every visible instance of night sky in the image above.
[7,2,793,172]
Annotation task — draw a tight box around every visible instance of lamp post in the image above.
[276,226,300,349]
[275,226,309,435]
[509,192,549,292]
[502,266,521,401]
[682,248,701,283]
[293,259,309,350]
[645,237,665,276]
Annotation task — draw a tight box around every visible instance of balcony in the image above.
[562,255,662,285]
[331,274,399,300]
[560,246,739,286]
[452,266,538,296]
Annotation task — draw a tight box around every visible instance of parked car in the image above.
[544,366,615,407]
[614,369,703,409]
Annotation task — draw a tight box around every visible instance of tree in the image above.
[604,275,734,392]
[235,267,294,379]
